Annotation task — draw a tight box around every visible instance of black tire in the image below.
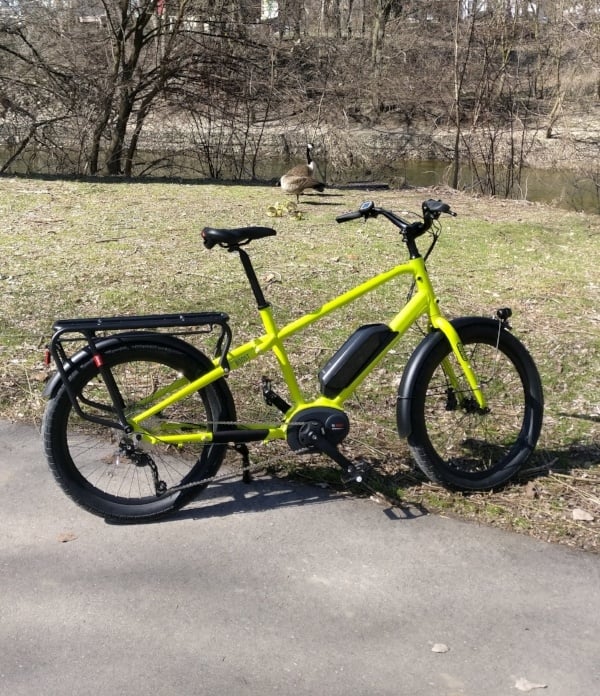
[399,322,543,490]
[43,340,235,522]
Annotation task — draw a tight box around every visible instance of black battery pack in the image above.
[319,323,398,398]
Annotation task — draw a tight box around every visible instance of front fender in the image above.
[396,316,504,438]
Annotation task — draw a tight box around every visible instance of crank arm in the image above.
[304,428,368,483]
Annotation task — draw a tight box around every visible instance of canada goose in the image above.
[291,143,315,177]
[278,144,325,202]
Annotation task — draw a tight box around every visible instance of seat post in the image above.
[235,247,269,309]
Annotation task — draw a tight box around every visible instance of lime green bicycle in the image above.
[43,199,544,522]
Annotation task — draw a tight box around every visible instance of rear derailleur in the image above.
[117,439,167,495]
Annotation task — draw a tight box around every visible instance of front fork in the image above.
[433,317,489,412]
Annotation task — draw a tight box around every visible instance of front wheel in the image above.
[398,321,543,490]
[43,338,236,522]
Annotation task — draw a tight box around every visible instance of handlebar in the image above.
[336,199,456,241]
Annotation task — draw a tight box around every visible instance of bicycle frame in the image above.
[128,253,487,446]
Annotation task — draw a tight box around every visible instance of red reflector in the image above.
[93,354,104,368]
[44,349,51,367]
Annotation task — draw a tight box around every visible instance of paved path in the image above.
[1,420,599,696]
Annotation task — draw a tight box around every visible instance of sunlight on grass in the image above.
[1,177,598,549]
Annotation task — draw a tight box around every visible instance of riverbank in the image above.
[269,114,600,212]
[294,103,600,173]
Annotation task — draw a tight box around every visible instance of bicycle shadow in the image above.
[520,410,599,479]
[558,411,600,424]
[106,437,598,526]
[115,463,430,526]
[286,438,600,505]
[519,441,600,480]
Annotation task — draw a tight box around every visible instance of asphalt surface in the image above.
[1,419,599,696]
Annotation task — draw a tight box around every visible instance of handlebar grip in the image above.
[201,229,217,249]
[336,211,363,223]
[423,199,455,216]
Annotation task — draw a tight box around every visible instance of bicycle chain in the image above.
[149,421,368,497]
[153,419,307,496]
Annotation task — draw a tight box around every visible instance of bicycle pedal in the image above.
[340,461,371,484]
[261,376,291,413]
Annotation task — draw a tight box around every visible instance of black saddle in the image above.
[202,226,276,249]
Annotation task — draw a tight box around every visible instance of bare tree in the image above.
[0,0,275,176]
[0,0,596,196]
[451,0,477,189]
[0,2,88,173]
[371,0,402,67]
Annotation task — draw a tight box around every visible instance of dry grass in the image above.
[1,176,598,550]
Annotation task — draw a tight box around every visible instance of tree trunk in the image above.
[451,1,476,190]
[105,88,134,175]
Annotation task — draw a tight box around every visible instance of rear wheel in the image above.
[43,340,235,521]
[399,323,543,490]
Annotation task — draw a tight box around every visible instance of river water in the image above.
[259,156,600,214]
[390,160,600,214]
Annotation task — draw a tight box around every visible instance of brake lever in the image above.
[423,199,456,218]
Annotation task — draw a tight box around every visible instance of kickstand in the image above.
[233,443,253,484]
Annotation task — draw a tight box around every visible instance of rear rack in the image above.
[52,311,230,334]
[47,312,233,431]
[50,311,232,371]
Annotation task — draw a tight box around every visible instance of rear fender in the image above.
[43,332,232,410]
[397,317,502,438]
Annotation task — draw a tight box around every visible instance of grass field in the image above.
[1,176,598,549]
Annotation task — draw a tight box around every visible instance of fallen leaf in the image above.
[515,677,548,692]
[524,481,539,499]
[572,508,594,521]
[57,532,78,543]
[431,643,449,653]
